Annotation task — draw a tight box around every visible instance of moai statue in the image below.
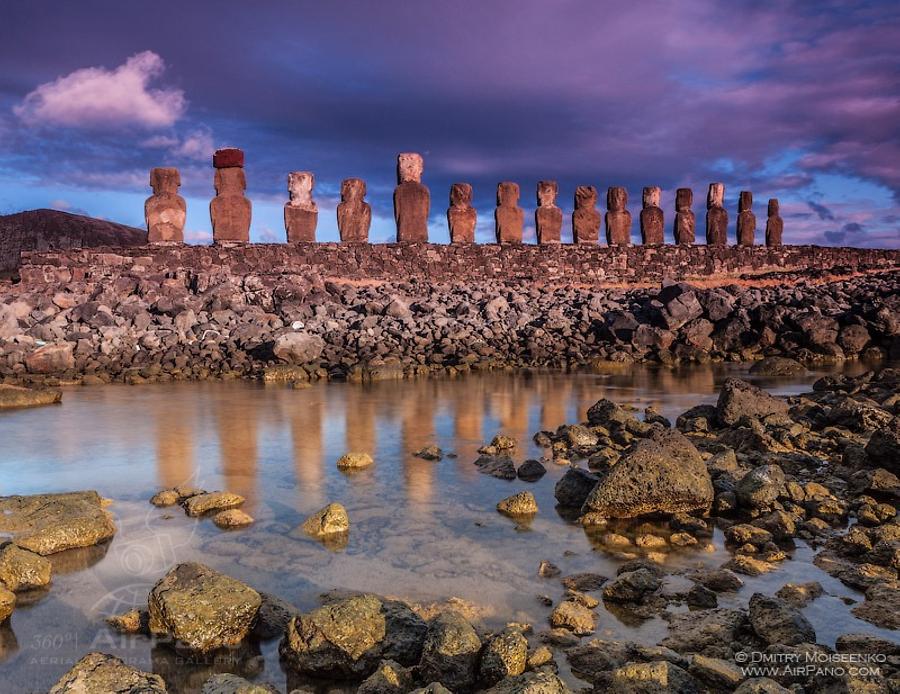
[535,180,562,244]
[337,178,371,242]
[765,198,783,247]
[393,152,429,242]
[447,183,476,243]
[673,188,695,245]
[736,191,756,246]
[210,148,251,243]
[705,182,728,246]
[494,182,523,243]
[284,171,317,243]
[145,167,186,244]
[572,185,601,244]
[605,186,632,246]
[639,186,664,245]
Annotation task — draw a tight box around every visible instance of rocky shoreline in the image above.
[1,370,898,692]
[0,268,897,389]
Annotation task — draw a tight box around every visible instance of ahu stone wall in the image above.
[18,243,900,289]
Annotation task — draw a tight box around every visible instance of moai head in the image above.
[450,182,473,208]
[214,167,246,195]
[537,180,558,207]
[607,186,628,211]
[575,185,598,209]
[213,147,244,169]
[768,198,780,216]
[707,182,725,209]
[739,191,753,212]
[341,178,366,202]
[497,182,520,206]
[675,188,693,211]
[287,171,315,208]
[642,186,661,209]
[150,167,181,196]
[397,152,424,184]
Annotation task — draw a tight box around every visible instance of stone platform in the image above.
[17,242,900,289]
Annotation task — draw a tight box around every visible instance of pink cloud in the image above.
[14,51,185,129]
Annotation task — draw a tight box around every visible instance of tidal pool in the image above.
[0,363,893,692]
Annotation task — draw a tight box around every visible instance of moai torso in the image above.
[765,198,783,247]
[673,187,695,245]
[705,182,728,247]
[639,186,664,245]
[736,191,756,246]
[145,167,186,244]
[393,152,429,242]
[447,183,476,243]
[337,178,371,242]
[284,171,318,243]
[605,186,632,246]
[535,180,562,244]
[210,148,251,243]
[572,185,601,244]
[495,182,523,243]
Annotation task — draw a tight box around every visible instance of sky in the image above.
[0,0,898,247]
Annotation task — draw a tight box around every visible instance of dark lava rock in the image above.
[0,491,116,555]
[748,357,806,377]
[48,652,166,693]
[475,455,518,480]
[517,459,547,482]
[736,465,786,509]
[479,627,528,685]
[417,610,482,691]
[581,429,713,518]
[748,593,816,646]
[716,378,789,426]
[554,467,600,508]
[865,416,900,475]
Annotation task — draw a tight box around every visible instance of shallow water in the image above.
[0,363,895,692]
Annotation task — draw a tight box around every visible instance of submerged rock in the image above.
[148,562,261,653]
[302,502,350,538]
[49,652,167,693]
[475,455,518,480]
[213,509,254,529]
[497,491,538,516]
[0,491,116,555]
[182,491,245,517]
[414,445,443,461]
[0,384,61,410]
[337,452,374,469]
[581,429,713,518]
[201,673,278,693]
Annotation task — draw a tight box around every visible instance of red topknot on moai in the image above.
[210,148,251,244]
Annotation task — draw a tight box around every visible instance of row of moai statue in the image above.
[145,149,784,247]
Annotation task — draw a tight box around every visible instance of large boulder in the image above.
[0,491,116,555]
[272,331,325,364]
[865,417,900,474]
[0,384,62,410]
[581,429,713,518]
[748,593,816,646]
[417,610,482,691]
[49,652,167,693]
[148,563,261,653]
[24,342,75,374]
[0,542,52,591]
[716,378,789,426]
[279,594,427,679]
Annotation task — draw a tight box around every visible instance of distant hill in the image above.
[0,209,147,275]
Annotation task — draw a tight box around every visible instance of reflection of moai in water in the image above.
[145,167,186,244]
[393,152,429,242]
[337,178,371,242]
[535,180,562,244]
[284,171,317,243]
[705,182,728,247]
[736,191,756,246]
[605,186,632,246]
[765,198,783,247]
[572,185,601,244]
[447,183,476,243]
[495,182,524,244]
[210,148,251,243]
[673,188,695,245]
[640,186,664,245]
